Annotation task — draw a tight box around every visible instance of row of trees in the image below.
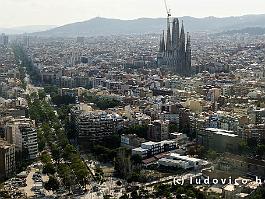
[14,46,89,193]
[239,140,265,157]
[39,152,60,192]
[12,45,41,84]
[28,92,58,124]
[28,91,89,193]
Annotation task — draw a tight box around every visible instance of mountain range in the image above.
[2,14,265,37]
[217,27,265,35]
[0,25,56,35]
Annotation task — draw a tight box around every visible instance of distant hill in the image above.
[31,14,265,37]
[217,27,265,35]
[0,25,56,35]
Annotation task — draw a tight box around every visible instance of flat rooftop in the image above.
[132,147,149,152]
[169,153,202,162]
[205,128,238,137]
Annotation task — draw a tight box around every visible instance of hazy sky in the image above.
[1,0,265,27]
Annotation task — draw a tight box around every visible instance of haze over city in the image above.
[1,0,265,27]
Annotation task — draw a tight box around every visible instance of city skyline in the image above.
[1,0,265,27]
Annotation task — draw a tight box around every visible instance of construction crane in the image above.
[163,0,171,18]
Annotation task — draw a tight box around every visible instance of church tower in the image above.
[185,32,192,76]
[159,31,165,53]
[172,18,179,50]
[179,21,186,75]
[165,18,172,52]
[157,18,192,76]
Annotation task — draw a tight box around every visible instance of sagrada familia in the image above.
[157,18,191,76]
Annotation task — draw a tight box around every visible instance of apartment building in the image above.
[147,120,169,142]
[5,118,38,160]
[0,139,15,179]
[75,110,123,149]
[198,128,240,153]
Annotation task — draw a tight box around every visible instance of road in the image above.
[24,74,41,95]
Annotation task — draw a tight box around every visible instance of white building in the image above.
[158,153,206,170]
[132,140,177,159]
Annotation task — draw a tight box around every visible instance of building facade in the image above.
[0,139,16,179]
[198,128,240,153]
[147,120,169,142]
[5,118,38,160]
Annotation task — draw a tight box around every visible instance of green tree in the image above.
[256,145,265,157]
[37,130,46,151]
[207,150,218,160]
[114,148,131,179]
[40,151,52,164]
[154,184,171,198]
[186,189,196,198]
[75,168,89,188]
[123,125,148,139]
[95,166,104,184]
[44,176,60,191]
[38,90,46,100]
[131,154,142,174]
[63,144,77,160]
[44,85,59,98]
[83,93,121,110]
[131,154,142,165]
[51,144,60,163]
[52,95,76,106]
[70,154,89,188]
[58,164,74,193]
[250,186,265,199]
[43,163,56,175]
[239,140,250,154]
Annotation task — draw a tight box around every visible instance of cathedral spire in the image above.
[180,21,185,41]
[166,18,172,51]
[186,32,191,47]
[172,18,179,50]
[185,32,192,76]
[180,21,186,51]
[159,31,165,52]
[157,18,191,77]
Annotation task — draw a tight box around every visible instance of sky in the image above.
[1,0,265,28]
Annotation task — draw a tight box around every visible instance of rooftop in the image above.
[205,128,238,137]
